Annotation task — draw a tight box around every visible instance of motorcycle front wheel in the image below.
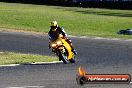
[58,49,69,64]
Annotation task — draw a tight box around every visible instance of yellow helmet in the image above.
[50,21,58,31]
[50,21,58,27]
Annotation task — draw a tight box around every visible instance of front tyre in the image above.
[59,50,69,64]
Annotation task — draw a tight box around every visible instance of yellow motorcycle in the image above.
[49,34,76,64]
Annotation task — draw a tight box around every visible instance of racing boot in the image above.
[72,48,77,55]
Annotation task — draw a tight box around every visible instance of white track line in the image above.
[69,35,132,41]
[6,87,25,88]
[0,61,63,67]
[31,61,63,64]
[0,64,20,67]
[0,52,4,54]
[7,86,45,88]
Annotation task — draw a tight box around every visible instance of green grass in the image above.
[0,52,58,65]
[0,2,132,39]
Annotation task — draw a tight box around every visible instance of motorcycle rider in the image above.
[48,20,77,55]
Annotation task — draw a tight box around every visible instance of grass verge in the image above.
[0,52,58,65]
[0,2,132,39]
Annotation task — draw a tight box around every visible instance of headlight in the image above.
[59,34,63,37]
[51,44,56,47]
[57,41,61,45]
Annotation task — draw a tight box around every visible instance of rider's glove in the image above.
[63,35,68,40]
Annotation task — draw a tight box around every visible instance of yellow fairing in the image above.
[61,38,73,60]
[50,35,73,60]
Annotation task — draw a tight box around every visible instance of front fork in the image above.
[52,47,66,61]
[56,47,65,56]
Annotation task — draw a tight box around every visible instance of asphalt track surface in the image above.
[0,31,132,88]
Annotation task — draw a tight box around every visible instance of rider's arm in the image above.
[48,30,52,40]
[58,27,67,37]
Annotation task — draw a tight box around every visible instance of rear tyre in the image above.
[69,59,75,63]
[69,53,76,63]
[76,76,86,85]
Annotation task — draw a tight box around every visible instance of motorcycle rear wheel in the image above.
[69,53,75,63]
